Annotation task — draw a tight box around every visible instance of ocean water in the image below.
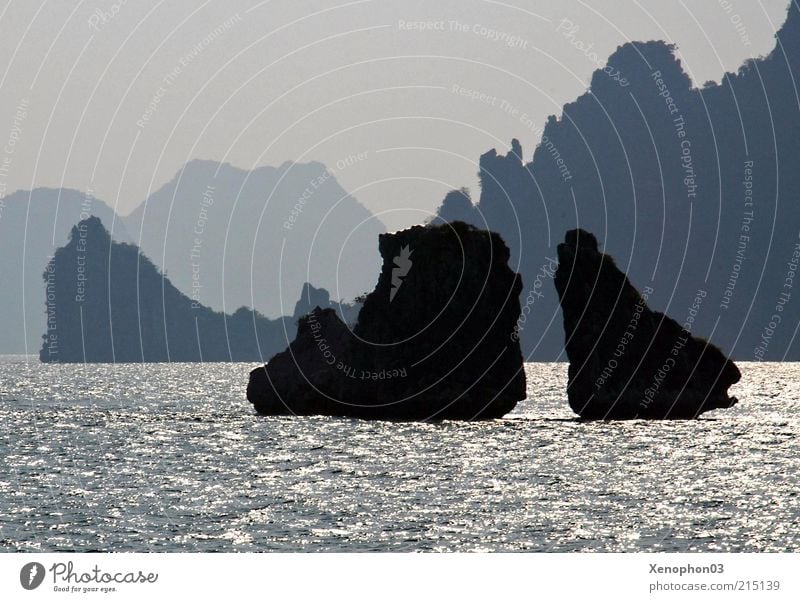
[0,357,797,552]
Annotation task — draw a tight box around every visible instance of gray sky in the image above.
[0,0,791,231]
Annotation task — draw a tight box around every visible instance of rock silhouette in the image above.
[40,217,339,363]
[0,188,129,353]
[3,158,383,355]
[555,229,741,419]
[247,221,526,420]
[434,2,800,360]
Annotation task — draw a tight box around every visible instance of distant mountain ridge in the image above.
[42,216,284,362]
[41,217,358,363]
[125,159,384,319]
[0,159,383,354]
[435,0,800,360]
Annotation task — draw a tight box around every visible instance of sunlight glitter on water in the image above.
[0,358,797,552]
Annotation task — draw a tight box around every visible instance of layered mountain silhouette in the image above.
[41,217,354,363]
[125,159,384,319]
[1,160,381,354]
[435,0,800,360]
[8,4,800,361]
[0,188,129,354]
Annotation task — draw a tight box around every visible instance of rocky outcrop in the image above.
[554,229,740,419]
[247,221,526,420]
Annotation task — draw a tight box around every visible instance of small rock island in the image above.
[247,221,526,420]
[554,229,741,419]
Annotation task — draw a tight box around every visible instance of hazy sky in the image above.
[0,0,791,230]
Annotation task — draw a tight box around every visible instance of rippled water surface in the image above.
[0,357,798,552]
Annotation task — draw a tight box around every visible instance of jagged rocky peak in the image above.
[292,283,332,320]
[554,228,741,419]
[247,221,526,420]
[292,282,362,325]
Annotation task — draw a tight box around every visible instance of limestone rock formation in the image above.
[247,221,526,420]
[554,229,740,419]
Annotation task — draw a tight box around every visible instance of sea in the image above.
[0,357,797,552]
